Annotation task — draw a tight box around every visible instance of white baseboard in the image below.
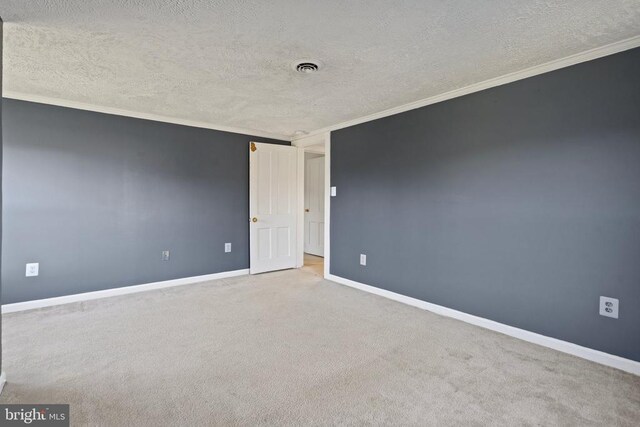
[0,372,6,395]
[326,274,640,376]
[1,269,249,314]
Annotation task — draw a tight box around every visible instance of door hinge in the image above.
[250,142,257,152]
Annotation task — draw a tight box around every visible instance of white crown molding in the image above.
[5,36,638,143]
[327,274,640,376]
[1,269,249,314]
[294,35,640,141]
[2,91,291,142]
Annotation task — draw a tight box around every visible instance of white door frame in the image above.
[292,132,331,278]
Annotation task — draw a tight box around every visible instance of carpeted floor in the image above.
[1,269,639,426]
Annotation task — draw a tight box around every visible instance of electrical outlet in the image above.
[599,296,619,319]
[26,263,39,277]
[360,254,367,266]
[162,250,170,261]
[331,186,337,197]
[225,243,232,253]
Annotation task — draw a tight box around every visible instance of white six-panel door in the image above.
[304,156,325,256]
[249,142,298,274]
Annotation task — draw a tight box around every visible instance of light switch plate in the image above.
[360,254,367,266]
[225,243,232,253]
[162,250,170,261]
[26,263,39,277]
[599,296,619,319]
[331,186,337,197]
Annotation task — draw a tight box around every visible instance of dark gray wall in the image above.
[2,99,287,304]
[331,48,640,362]
[1,16,4,374]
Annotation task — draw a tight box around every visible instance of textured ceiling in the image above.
[1,0,639,139]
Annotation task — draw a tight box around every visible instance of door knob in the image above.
[305,209,310,212]
[251,217,258,223]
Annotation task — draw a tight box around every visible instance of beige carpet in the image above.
[2,269,639,426]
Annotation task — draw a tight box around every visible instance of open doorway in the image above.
[293,133,330,277]
[302,145,325,275]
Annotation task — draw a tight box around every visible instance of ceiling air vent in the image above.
[294,61,320,74]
